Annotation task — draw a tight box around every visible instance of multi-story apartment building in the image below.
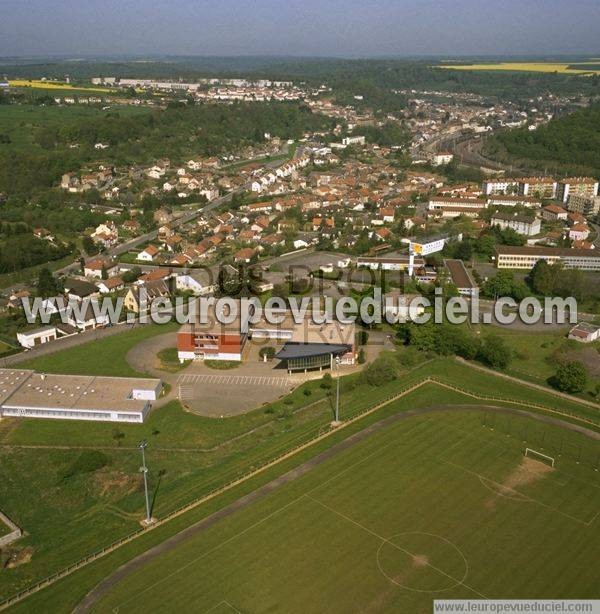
[566,194,600,217]
[491,212,541,236]
[482,178,520,195]
[519,177,557,199]
[557,177,599,203]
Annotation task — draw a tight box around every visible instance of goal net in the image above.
[524,448,555,467]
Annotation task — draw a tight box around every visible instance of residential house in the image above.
[63,279,100,301]
[67,300,110,331]
[84,258,119,279]
[542,204,568,222]
[569,224,590,242]
[176,272,215,296]
[137,245,160,262]
[234,247,258,264]
[124,280,171,313]
[96,277,125,293]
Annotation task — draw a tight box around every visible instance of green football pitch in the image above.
[89,409,600,613]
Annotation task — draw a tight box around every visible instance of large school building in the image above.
[495,246,600,271]
[177,300,355,372]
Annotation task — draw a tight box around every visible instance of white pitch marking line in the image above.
[305,494,486,599]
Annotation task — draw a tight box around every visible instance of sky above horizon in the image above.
[1,0,599,58]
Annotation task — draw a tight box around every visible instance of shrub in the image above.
[363,353,398,386]
[259,346,276,361]
[552,361,587,393]
[320,373,333,389]
[357,349,366,364]
[63,450,110,479]
[477,335,511,369]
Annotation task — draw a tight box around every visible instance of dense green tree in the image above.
[552,361,587,393]
[477,335,511,369]
[37,267,59,298]
[363,353,398,386]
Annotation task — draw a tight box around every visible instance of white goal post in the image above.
[524,448,555,467]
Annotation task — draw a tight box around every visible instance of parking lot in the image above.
[178,373,291,389]
[177,369,294,416]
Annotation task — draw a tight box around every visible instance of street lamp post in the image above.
[139,439,151,524]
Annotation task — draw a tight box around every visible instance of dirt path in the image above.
[73,403,599,614]
[456,357,600,410]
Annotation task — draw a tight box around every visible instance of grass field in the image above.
[437,62,600,75]
[90,410,600,613]
[1,338,599,608]
[472,326,600,398]
[18,322,180,377]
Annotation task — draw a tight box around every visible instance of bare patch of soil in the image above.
[483,456,553,505]
[3,545,34,569]
[412,554,429,567]
[504,456,554,490]
[92,469,141,499]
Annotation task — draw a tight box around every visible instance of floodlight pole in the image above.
[335,356,341,423]
[139,439,151,524]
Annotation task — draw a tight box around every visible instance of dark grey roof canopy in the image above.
[275,342,352,360]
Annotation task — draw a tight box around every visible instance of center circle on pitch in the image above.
[376,532,468,593]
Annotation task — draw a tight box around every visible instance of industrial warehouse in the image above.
[0,369,162,423]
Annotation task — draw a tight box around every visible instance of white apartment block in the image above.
[482,179,520,195]
[491,212,541,236]
[519,177,557,199]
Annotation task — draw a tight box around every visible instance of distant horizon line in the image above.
[1,53,600,62]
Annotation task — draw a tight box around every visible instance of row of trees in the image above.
[0,235,72,274]
[396,320,512,369]
[486,104,600,176]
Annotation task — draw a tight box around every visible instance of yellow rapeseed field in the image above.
[8,79,113,92]
[436,62,600,75]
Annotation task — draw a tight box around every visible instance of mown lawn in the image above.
[18,322,180,377]
[90,410,600,613]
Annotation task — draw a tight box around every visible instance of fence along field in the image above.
[89,410,600,614]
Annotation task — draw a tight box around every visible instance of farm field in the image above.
[89,409,600,613]
[437,62,600,75]
[8,80,115,94]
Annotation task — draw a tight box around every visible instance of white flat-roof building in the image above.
[495,246,600,271]
[0,370,162,423]
[16,326,57,349]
